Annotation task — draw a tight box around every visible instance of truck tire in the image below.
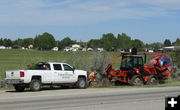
[76,77,86,89]
[129,75,144,86]
[14,85,25,92]
[30,79,41,91]
[146,75,159,85]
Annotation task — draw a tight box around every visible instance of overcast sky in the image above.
[0,0,180,43]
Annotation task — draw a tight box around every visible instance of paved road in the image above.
[0,86,179,110]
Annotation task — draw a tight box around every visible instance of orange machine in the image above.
[104,50,172,85]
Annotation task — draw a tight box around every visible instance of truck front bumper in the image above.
[5,79,24,84]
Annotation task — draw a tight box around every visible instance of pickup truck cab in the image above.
[5,62,87,91]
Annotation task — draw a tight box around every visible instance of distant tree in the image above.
[0,38,4,45]
[117,33,132,50]
[57,41,63,50]
[3,38,12,47]
[77,40,86,48]
[131,39,144,51]
[87,39,102,48]
[59,37,75,49]
[173,38,180,46]
[148,42,163,51]
[23,38,34,48]
[144,43,150,48]
[164,39,171,46]
[13,38,24,47]
[34,32,56,50]
[101,33,117,51]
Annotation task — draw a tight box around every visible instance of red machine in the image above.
[104,50,172,85]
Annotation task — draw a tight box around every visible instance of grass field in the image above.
[0,49,179,87]
[0,49,119,78]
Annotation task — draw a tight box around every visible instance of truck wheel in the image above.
[130,75,143,86]
[30,79,41,91]
[14,85,25,92]
[146,75,159,85]
[76,77,86,89]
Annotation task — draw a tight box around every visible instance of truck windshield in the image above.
[120,56,143,70]
[63,64,73,71]
[121,57,133,70]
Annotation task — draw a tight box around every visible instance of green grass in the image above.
[0,49,120,78]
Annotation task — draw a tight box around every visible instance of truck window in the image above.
[63,64,73,71]
[42,64,51,70]
[34,64,51,70]
[53,64,62,70]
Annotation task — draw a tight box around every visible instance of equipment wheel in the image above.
[130,75,144,86]
[146,75,159,85]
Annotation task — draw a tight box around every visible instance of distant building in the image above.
[72,44,81,48]
[97,48,104,52]
[163,46,175,52]
[52,47,59,51]
[116,49,125,53]
[82,48,87,51]
[64,44,81,52]
[148,49,154,53]
[0,46,5,49]
[22,47,25,50]
[72,48,78,51]
[143,48,154,53]
[64,47,72,51]
[87,48,93,51]
[94,48,104,52]
[28,45,33,49]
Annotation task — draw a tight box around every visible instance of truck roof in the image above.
[47,62,68,64]
[37,62,69,65]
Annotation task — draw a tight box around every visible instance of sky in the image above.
[0,0,180,43]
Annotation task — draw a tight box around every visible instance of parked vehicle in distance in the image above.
[5,62,87,91]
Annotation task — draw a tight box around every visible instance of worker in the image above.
[88,72,98,87]
[43,64,49,70]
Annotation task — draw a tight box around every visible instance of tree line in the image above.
[0,32,180,51]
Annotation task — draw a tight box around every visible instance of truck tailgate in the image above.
[5,70,21,79]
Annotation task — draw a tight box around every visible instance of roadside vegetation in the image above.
[0,49,180,89]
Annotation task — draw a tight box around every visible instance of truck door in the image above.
[62,64,76,83]
[39,64,52,83]
[53,64,66,83]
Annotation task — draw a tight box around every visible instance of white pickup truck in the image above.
[5,62,87,91]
